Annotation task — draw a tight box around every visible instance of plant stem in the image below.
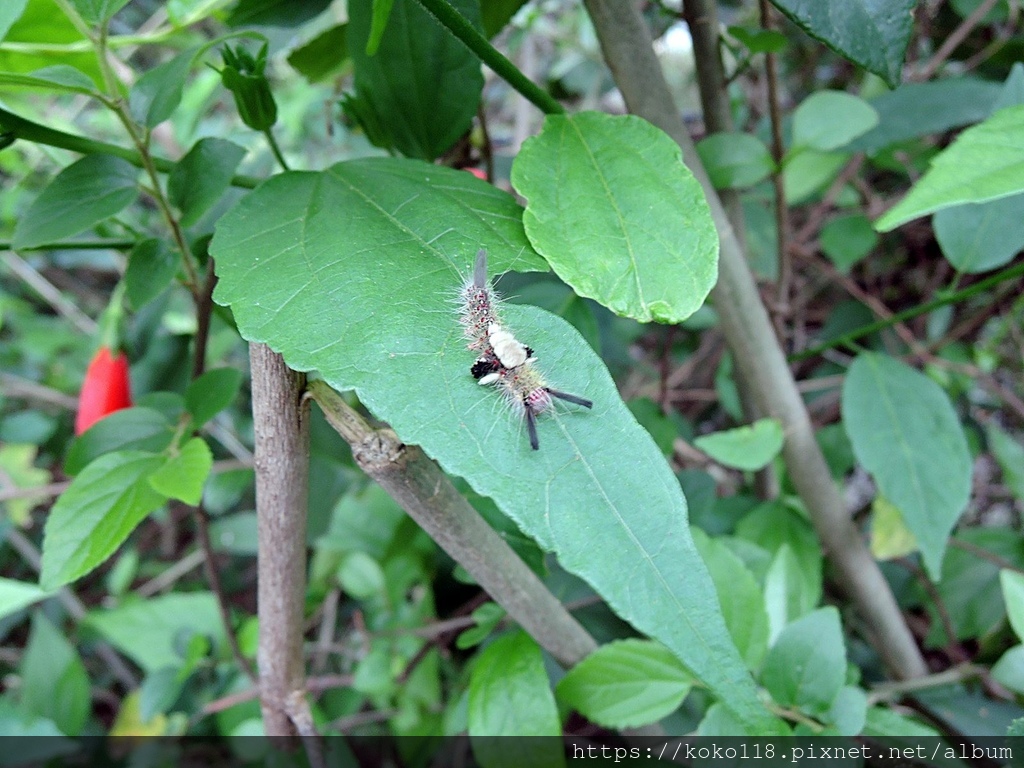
[263,128,290,172]
[0,106,261,188]
[308,380,598,668]
[791,260,1024,361]
[758,0,790,318]
[582,0,928,679]
[414,0,564,116]
[251,344,311,736]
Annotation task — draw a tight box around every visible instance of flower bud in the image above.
[216,42,277,131]
[75,347,133,435]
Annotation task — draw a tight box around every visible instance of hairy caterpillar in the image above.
[459,249,592,450]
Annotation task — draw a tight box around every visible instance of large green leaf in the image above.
[345,0,483,160]
[876,105,1024,231]
[468,632,563,766]
[512,112,719,324]
[12,154,138,249]
[40,451,167,590]
[769,0,914,88]
[209,157,776,733]
[85,592,225,673]
[841,353,971,578]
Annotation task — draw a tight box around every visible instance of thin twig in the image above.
[1,251,98,334]
[758,0,790,321]
[912,0,1003,81]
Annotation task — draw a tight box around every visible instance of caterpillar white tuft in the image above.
[459,249,592,450]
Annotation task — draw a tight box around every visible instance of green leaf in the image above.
[468,632,563,767]
[1002,570,1024,643]
[337,551,385,599]
[556,639,692,729]
[841,353,972,578]
[40,451,167,590]
[225,0,331,27]
[0,1,97,80]
[994,645,1024,695]
[989,424,1024,501]
[148,437,212,505]
[184,367,244,427]
[735,500,823,604]
[366,0,395,55]
[930,528,1024,645]
[727,25,787,55]
[760,607,845,714]
[20,613,90,736]
[696,132,774,190]
[791,90,878,152]
[12,154,138,249]
[128,48,195,128]
[763,544,816,643]
[935,193,1024,274]
[0,65,96,93]
[0,577,50,621]
[693,530,769,670]
[0,0,29,41]
[70,0,131,25]
[876,105,1024,231]
[820,213,877,273]
[125,239,179,309]
[694,418,784,471]
[825,686,867,736]
[0,443,51,525]
[456,602,505,649]
[287,23,348,83]
[65,406,176,476]
[168,138,247,227]
[513,112,719,324]
[782,149,847,205]
[210,157,776,733]
[481,0,527,37]
[769,0,914,88]
[85,592,225,673]
[864,706,940,737]
[849,77,1002,152]
[346,0,483,159]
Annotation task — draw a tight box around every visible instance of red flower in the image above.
[75,347,133,435]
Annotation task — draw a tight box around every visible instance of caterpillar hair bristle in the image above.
[545,388,593,409]
[459,248,592,450]
[525,404,540,450]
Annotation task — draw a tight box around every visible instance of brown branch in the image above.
[250,344,311,736]
[912,0,1003,81]
[758,0,790,319]
[308,379,598,668]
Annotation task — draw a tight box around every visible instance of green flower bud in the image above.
[215,42,277,131]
